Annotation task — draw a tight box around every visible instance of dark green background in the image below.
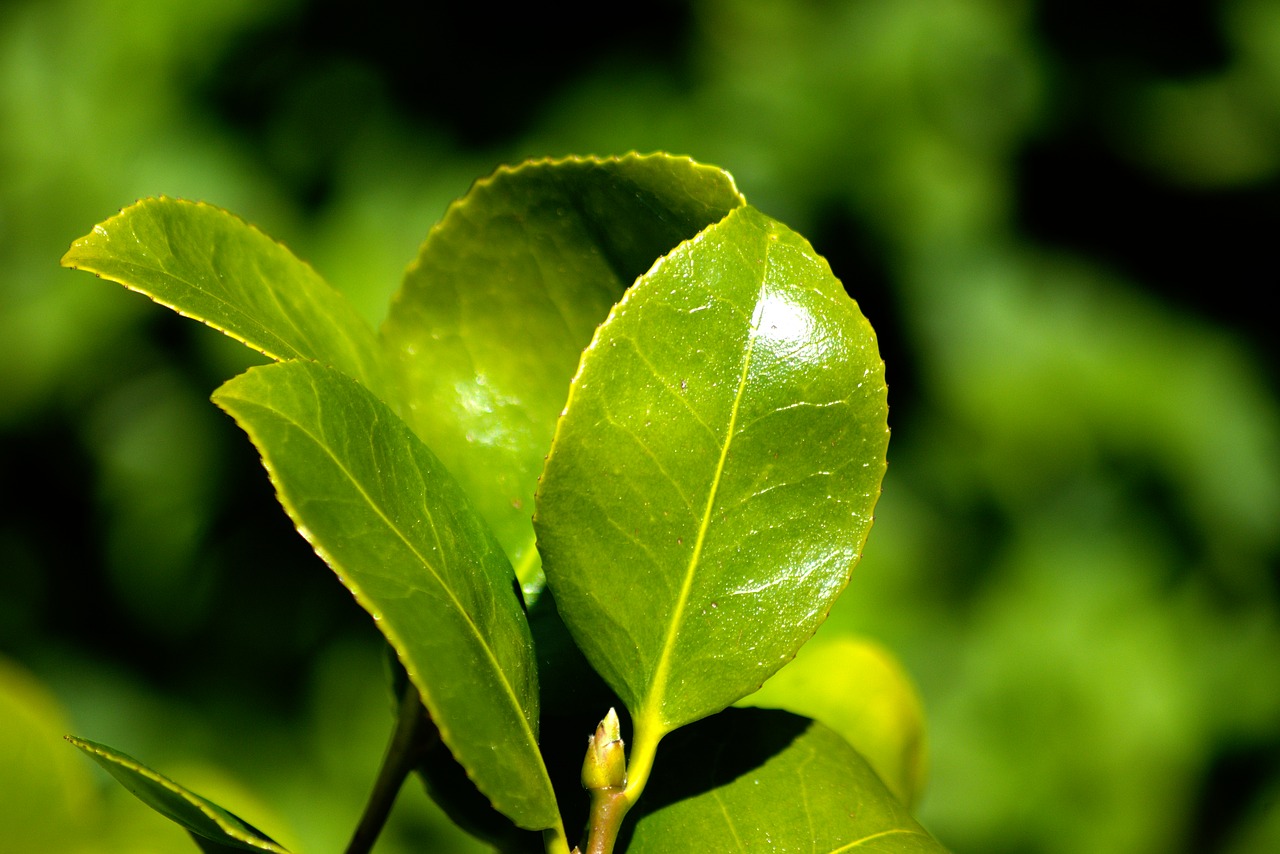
[2,1,1277,851]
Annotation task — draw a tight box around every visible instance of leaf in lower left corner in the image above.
[66,737,289,853]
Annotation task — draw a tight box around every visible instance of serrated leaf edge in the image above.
[61,197,389,402]
[65,736,290,853]
[390,152,745,308]
[212,363,559,832]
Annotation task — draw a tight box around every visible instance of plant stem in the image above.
[578,717,664,854]
[345,682,430,854]
[583,788,630,854]
[620,721,661,806]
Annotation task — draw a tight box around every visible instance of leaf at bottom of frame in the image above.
[621,708,947,853]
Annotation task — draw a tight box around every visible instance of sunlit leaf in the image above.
[624,708,947,853]
[61,198,391,401]
[737,634,928,807]
[383,153,744,587]
[65,737,288,853]
[536,205,889,741]
[212,360,558,831]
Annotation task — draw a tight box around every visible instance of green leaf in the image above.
[383,153,744,587]
[736,634,928,807]
[65,737,289,853]
[410,712,545,854]
[385,656,543,854]
[624,708,947,853]
[535,205,889,742]
[62,198,391,401]
[212,359,559,832]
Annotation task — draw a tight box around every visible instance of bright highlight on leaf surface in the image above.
[383,154,744,587]
[60,154,938,854]
[536,204,890,742]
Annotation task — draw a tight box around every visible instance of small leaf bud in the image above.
[581,707,626,790]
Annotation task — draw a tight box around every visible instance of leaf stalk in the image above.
[583,788,629,854]
[344,680,431,854]
[544,824,574,854]
[575,711,665,854]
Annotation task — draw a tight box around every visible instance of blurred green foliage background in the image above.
[2,0,1278,851]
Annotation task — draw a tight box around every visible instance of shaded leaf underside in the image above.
[736,634,928,808]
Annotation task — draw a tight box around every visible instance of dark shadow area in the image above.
[1017,138,1280,387]
[1020,0,1277,391]
[1186,739,1280,854]
[195,0,695,209]
[528,589,622,846]
[1035,0,1229,77]
[810,199,919,431]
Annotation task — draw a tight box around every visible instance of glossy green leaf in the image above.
[383,153,744,587]
[61,198,391,401]
[65,737,289,853]
[211,359,558,831]
[625,708,947,853]
[737,634,928,807]
[536,205,890,741]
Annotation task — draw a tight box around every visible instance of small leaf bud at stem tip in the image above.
[581,707,626,790]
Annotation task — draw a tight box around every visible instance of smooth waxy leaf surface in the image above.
[536,205,890,739]
[737,635,928,807]
[212,360,558,831]
[383,153,744,585]
[625,709,947,853]
[66,737,289,853]
[62,198,390,400]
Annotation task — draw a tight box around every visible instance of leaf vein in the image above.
[642,238,773,728]
[830,829,928,852]
[601,410,698,513]
[616,334,717,438]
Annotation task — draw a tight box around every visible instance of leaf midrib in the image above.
[642,238,773,732]
[831,828,931,851]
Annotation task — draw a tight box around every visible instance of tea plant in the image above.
[62,153,944,853]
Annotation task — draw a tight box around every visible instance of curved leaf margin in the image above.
[212,359,560,832]
[66,737,290,853]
